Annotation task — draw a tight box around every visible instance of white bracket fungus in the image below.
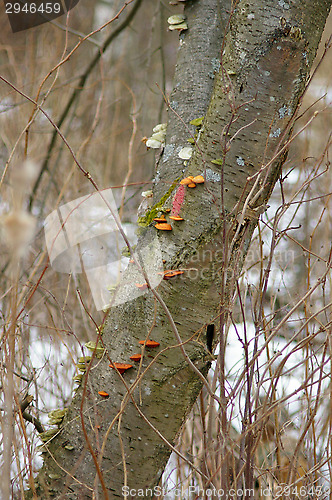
[146,123,167,149]
[178,146,193,160]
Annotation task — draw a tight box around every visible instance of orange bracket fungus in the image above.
[98,391,109,398]
[154,223,172,231]
[162,270,184,280]
[169,216,184,221]
[178,173,204,190]
[192,175,204,184]
[109,363,133,374]
[129,354,142,362]
[180,176,194,185]
[139,340,160,348]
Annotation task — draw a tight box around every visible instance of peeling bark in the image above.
[29,1,331,498]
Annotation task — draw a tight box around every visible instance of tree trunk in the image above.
[29,0,331,498]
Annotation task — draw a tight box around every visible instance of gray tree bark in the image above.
[28,0,331,498]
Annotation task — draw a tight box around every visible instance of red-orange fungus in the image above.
[109,363,133,374]
[155,223,172,230]
[130,354,142,362]
[138,340,160,347]
[163,270,184,279]
[98,391,109,397]
[169,216,184,221]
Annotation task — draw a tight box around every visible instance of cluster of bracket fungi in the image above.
[97,339,161,397]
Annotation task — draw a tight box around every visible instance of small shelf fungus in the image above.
[178,146,193,160]
[39,428,59,443]
[78,356,92,363]
[154,222,172,231]
[76,362,88,373]
[179,174,204,189]
[64,444,75,451]
[73,374,83,384]
[192,175,204,184]
[85,340,105,358]
[76,356,91,373]
[48,417,63,427]
[109,362,133,374]
[48,408,67,426]
[180,176,194,185]
[130,354,142,362]
[98,391,109,398]
[168,14,188,31]
[169,215,184,221]
[146,138,162,149]
[145,123,167,149]
[139,340,160,347]
[162,269,184,280]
